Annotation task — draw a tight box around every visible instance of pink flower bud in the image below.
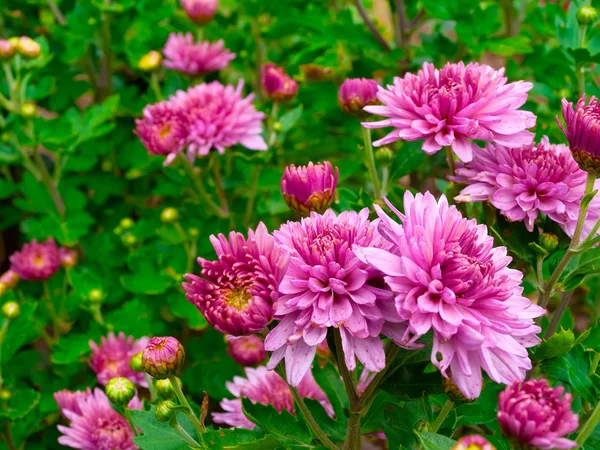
[180,0,219,24]
[261,63,298,102]
[338,78,379,118]
[281,161,339,216]
[142,336,186,379]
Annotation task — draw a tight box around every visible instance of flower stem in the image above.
[544,290,573,339]
[362,127,382,200]
[174,422,201,448]
[243,165,262,226]
[446,146,456,177]
[169,375,206,434]
[43,282,61,339]
[210,154,230,217]
[576,398,600,446]
[122,408,138,436]
[0,319,10,389]
[46,0,66,25]
[98,4,113,101]
[429,399,454,433]
[33,147,66,219]
[145,373,157,403]
[177,154,228,219]
[150,72,163,101]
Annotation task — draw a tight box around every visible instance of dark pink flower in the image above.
[261,63,298,102]
[363,62,536,162]
[9,238,61,281]
[265,209,412,387]
[183,223,288,336]
[338,78,379,118]
[452,435,496,450]
[212,366,332,429]
[134,101,188,159]
[355,192,544,399]
[226,335,266,366]
[180,0,218,24]
[142,336,185,379]
[163,33,235,76]
[89,332,150,387]
[281,161,339,216]
[498,379,579,449]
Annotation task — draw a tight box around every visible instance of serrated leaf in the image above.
[416,431,456,450]
[242,399,311,444]
[532,328,575,361]
[0,389,40,420]
[200,429,280,450]
[130,406,197,450]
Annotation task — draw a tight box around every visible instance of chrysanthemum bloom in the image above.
[212,366,333,429]
[265,209,412,386]
[452,435,496,450]
[452,137,590,232]
[9,238,61,281]
[170,80,267,160]
[59,247,78,268]
[180,0,218,23]
[54,388,142,450]
[338,78,379,118]
[17,36,40,58]
[226,335,266,366]
[261,63,298,102]
[89,332,150,387]
[363,62,536,162]
[354,192,544,399]
[557,95,600,175]
[163,33,235,76]
[498,379,579,449]
[142,336,185,379]
[0,270,19,289]
[281,161,339,216]
[183,223,288,336]
[134,100,188,160]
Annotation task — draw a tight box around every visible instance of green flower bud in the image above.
[155,377,180,399]
[155,400,177,422]
[122,234,137,246]
[130,351,144,372]
[20,103,37,118]
[120,218,135,230]
[1,301,20,320]
[138,50,162,72]
[375,147,394,164]
[0,389,11,401]
[0,39,15,60]
[538,233,559,253]
[160,207,179,224]
[89,288,104,304]
[105,377,136,405]
[273,122,283,132]
[577,6,598,26]
[188,227,199,238]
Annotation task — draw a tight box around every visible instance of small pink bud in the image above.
[142,336,185,379]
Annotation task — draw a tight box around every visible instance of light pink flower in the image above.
[226,335,266,366]
[363,62,536,162]
[134,100,188,159]
[163,33,235,76]
[10,238,61,281]
[355,191,544,399]
[180,0,218,24]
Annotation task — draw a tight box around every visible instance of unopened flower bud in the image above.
[155,377,180,399]
[539,233,559,253]
[0,284,5,299]
[375,147,394,164]
[577,6,598,26]
[142,336,185,379]
[105,377,136,405]
[120,218,135,230]
[59,247,78,268]
[261,63,298,103]
[1,301,19,320]
[452,435,496,450]
[180,0,219,24]
[130,351,144,372]
[17,37,41,58]
[138,50,162,72]
[122,234,137,246]
[338,78,379,118]
[281,161,339,216]
[188,227,199,238]
[443,376,476,404]
[226,335,266,366]
[300,64,333,82]
[0,40,15,59]
[155,400,177,422]
[273,122,283,132]
[89,289,104,304]
[7,37,20,48]
[160,207,179,223]
[20,103,37,118]
[0,389,11,401]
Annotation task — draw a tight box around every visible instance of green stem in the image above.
[344,409,361,450]
[361,128,382,199]
[544,290,573,339]
[169,375,206,434]
[33,146,66,218]
[177,154,228,219]
[150,72,163,101]
[43,282,61,339]
[145,374,158,403]
[123,408,139,436]
[446,146,456,177]
[577,24,588,96]
[381,165,390,197]
[358,343,400,409]
[536,256,544,290]
[591,280,600,325]
[0,319,9,389]
[99,4,113,101]
[576,399,600,446]
[243,166,262,226]
[210,154,230,217]
[429,399,455,433]
[174,222,194,273]
[590,352,600,376]
[174,422,201,448]
[46,0,66,25]
[91,304,106,327]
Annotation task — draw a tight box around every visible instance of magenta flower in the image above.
[183,222,288,336]
[452,435,496,450]
[163,33,235,76]
[0,270,19,289]
[212,366,332,429]
[557,95,600,175]
[142,336,185,379]
[226,335,266,366]
[59,247,78,268]
[261,63,298,102]
[134,101,188,159]
[265,209,412,387]
[55,388,142,450]
[171,80,267,159]
[180,0,218,24]
[9,238,61,281]
[498,379,579,449]
[338,78,379,118]
[89,332,150,387]
[452,137,590,232]
[355,192,544,399]
[281,161,339,216]
[363,62,536,162]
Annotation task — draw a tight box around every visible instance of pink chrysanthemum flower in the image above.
[183,223,289,336]
[281,161,339,217]
[451,137,591,232]
[452,435,496,450]
[180,0,218,24]
[338,78,379,118]
[212,366,333,429]
[261,63,298,102]
[498,379,579,449]
[89,332,150,387]
[363,62,536,162]
[354,192,544,399]
[54,388,142,450]
[171,80,267,159]
[226,335,266,366]
[9,238,61,281]
[264,209,412,387]
[163,33,235,76]
[134,101,188,159]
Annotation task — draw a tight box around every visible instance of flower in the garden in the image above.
[261,63,298,102]
[89,332,150,387]
[138,50,162,72]
[17,36,40,58]
[451,137,590,232]
[0,270,19,289]
[281,161,339,216]
[183,223,288,336]
[9,238,61,281]
[212,366,332,429]
[134,100,188,160]
[59,247,78,268]
[338,78,379,118]
[54,388,142,450]
[363,62,536,163]
[142,336,185,379]
[557,95,600,175]
[180,0,219,24]
[0,39,15,59]
[226,335,266,366]
[162,32,235,76]
[172,80,267,159]
[498,379,579,449]
[354,191,544,399]
[265,209,412,386]
[452,435,496,450]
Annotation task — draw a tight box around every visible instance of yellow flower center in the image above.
[226,288,251,310]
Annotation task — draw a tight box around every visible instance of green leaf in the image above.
[380,363,444,400]
[242,399,311,444]
[532,328,575,361]
[382,400,428,450]
[416,431,456,450]
[130,406,196,450]
[200,428,281,450]
[167,292,208,331]
[390,142,426,180]
[105,298,167,337]
[312,362,348,420]
[52,325,103,365]
[278,106,303,134]
[0,389,40,420]
[1,303,38,363]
